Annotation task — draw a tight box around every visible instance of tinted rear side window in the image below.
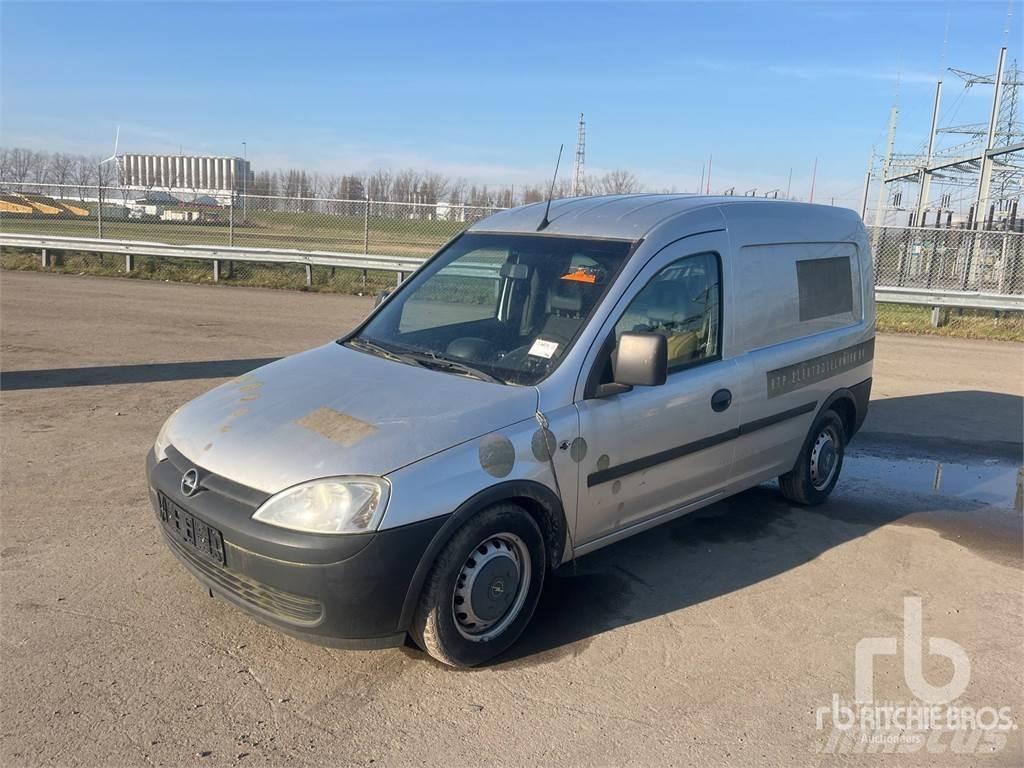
[796,257,853,321]
[733,242,862,352]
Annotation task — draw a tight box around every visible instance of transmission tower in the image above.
[571,113,586,197]
[879,47,1023,227]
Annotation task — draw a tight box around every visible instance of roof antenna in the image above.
[537,143,563,232]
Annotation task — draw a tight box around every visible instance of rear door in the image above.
[728,242,867,488]
[574,232,740,548]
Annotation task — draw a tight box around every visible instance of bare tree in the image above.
[392,169,422,204]
[0,144,660,214]
[419,171,450,205]
[448,177,468,205]
[366,169,392,202]
[95,155,118,188]
[320,174,342,213]
[339,175,366,214]
[8,148,37,184]
[72,156,96,199]
[322,173,343,196]
[28,150,49,185]
[596,169,641,195]
[307,172,327,200]
[493,186,514,209]
[279,169,316,209]
[521,184,546,205]
[250,170,276,197]
[46,153,75,196]
[572,173,594,197]
[467,184,497,207]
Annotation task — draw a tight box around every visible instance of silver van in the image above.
[147,195,875,666]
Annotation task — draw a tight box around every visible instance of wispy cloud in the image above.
[687,56,742,74]
[766,64,937,84]
[686,56,937,85]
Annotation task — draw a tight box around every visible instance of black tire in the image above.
[778,409,846,506]
[411,503,545,667]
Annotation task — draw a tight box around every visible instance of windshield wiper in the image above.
[403,350,505,384]
[347,337,421,366]
[348,339,502,383]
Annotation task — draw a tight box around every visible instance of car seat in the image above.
[646,278,706,363]
[539,279,586,344]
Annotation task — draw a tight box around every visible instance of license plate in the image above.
[158,493,226,566]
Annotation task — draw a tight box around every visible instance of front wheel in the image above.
[778,410,846,505]
[411,503,546,667]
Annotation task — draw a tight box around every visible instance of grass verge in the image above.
[3,248,1022,342]
[0,249,397,295]
[876,303,1024,342]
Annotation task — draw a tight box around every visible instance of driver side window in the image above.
[398,249,505,333]
[614,252,721,370]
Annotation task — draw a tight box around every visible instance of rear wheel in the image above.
[778,410,846,505]
[411,503,545,667]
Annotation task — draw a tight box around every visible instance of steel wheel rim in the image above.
[809,424,841,491]
[452,533,531,642]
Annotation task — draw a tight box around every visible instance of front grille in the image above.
[165,532,324,626]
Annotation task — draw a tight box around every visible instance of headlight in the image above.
[153,410,178,461]
[252,477,390,534]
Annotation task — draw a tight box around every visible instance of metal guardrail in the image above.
[875,287,1024,311]
[1,232,423,273]
[2,230,1022,312]
[0,232,501,285]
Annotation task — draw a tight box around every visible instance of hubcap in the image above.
[809,426,841,491]
[453,533,531,642]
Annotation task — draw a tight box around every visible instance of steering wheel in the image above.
[446,337,493,361]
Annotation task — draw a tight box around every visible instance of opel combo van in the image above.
[147,195,874,666]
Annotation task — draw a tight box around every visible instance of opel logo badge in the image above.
[181,468,200,497]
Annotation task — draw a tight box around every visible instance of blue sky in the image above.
[1,1,1017,206]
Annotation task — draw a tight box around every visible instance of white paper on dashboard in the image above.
[528,338,560,359]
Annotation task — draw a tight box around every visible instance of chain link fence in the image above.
[3,186,1023,338]
[0,182,502,293]
[867,225,1023,294]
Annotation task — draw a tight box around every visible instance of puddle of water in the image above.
[844,453,1021,509]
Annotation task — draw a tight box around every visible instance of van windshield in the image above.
[350,233,632,385]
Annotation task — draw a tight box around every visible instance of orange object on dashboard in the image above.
[560,268,598,284]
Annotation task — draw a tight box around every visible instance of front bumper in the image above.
[146,448,446,649]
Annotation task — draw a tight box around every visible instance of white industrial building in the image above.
[120,154,252,195]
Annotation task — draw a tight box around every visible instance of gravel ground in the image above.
[2,271,1022,767]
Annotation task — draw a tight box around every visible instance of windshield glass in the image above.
[351,233,632,385]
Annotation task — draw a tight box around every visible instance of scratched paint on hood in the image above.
[166,342,538,494]
[296,407,377,447]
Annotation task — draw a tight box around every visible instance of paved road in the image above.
[2,272,1022,767]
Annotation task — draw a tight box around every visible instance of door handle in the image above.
[711,388,732,412]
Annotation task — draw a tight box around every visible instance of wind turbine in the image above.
[97,126,120,238]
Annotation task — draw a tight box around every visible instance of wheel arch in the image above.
[397,480,567,632]
[818,378,872,440]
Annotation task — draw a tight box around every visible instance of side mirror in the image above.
[613,332,667,387]
[373,288,392,308]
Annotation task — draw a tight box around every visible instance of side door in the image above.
[574,234,739,548]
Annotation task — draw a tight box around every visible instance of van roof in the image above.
[468,194,851,241]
